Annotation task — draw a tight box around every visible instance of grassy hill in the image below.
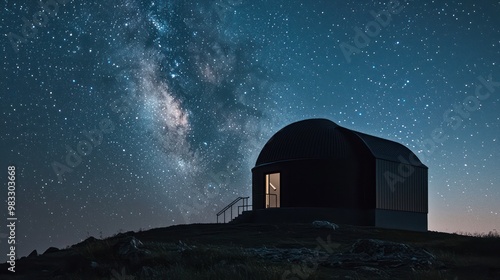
[1,223,499,279]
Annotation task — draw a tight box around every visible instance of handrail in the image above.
[216,197,247,216]
[217,196,250,223]
[237,204,252,215]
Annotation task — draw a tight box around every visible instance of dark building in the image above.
[250,118,428,232]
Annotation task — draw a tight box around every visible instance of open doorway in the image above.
[265,173,280,208]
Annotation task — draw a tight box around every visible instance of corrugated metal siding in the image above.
[256,119,427,169]
[376,159,428,213]
[353,131,426,167]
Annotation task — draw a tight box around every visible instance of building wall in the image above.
[375,159,428,213]
[252,157,371,210]
[249,207,374,225]
[237,208,427,231]
[375,209,427,232]
[251,158,428,231]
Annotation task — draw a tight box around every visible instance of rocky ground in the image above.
[1,222,499,279]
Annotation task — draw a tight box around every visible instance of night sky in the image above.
[1,0,499,260]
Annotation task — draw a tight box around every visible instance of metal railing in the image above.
[216,196,251,223]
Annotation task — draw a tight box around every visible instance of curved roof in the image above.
[255,118,425,167]
[255,119,354,165]
[350,131,424,166]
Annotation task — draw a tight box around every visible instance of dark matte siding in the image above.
[375,159,428,213]
[252,157,370,210]
[375,209,427,232]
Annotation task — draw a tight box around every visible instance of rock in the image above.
[90,261,99,269]
[28,250,38,258]
[115,236,151,266]
[43,247,59,255]
[177,240,196,252]
[117,236,144,255]
[324,239,438,269]
[313,220,339,230]
[110,267,135,280]
[351,239,410,257]
[140,266,156,278]
[245,247,329,263]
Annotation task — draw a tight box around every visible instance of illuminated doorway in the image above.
[265,173,280,208]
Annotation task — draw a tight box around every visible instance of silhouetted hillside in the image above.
[1,223,499,279]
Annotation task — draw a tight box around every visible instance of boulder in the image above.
[114,236,150,266]
[246,247,329,263]
[324,239,437,269]
[312,221,339,230]
[177,240,196,252]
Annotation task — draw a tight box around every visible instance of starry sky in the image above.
[1,0,499,260]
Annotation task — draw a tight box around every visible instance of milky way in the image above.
[1,0,499,260]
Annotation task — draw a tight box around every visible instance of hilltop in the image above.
[1,223,499,279]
